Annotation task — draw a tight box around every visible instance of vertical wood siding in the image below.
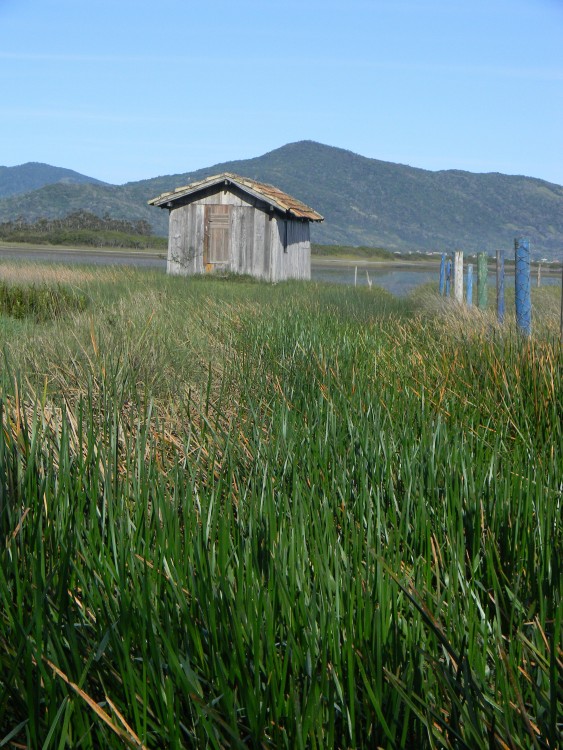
[275,219,311,281]
[230,206,255,274]
[167,204,205,275]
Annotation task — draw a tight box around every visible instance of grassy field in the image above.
[0,262,561,749]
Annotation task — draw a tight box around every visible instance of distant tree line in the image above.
[0,211,167,250]
[1,211,153,236]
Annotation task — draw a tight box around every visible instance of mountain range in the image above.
[0,162,107,198]
[2,141,562,258]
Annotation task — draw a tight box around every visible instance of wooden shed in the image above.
[148,173,323,281]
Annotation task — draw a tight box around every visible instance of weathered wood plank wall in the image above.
[284,220,311,280]
[166,184,311,281]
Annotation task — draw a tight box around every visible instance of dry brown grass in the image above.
[413,284,563,340]
[0,261,99,286]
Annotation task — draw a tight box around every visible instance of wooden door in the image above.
[204,205,230,270]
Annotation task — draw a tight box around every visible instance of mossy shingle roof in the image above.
[149,172,323,222]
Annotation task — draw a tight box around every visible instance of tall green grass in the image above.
[0,266,561,748]
[0,281,87,322]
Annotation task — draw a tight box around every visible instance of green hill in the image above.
[0,162,107,198]
[0,182,165,232]
[2,142,563,258]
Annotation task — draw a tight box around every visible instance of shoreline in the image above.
[312,255,563,275]
[311,256,439,270]
[0,242,561,275]
[0,241,166,259]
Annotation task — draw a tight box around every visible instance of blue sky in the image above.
[1,0,562,185]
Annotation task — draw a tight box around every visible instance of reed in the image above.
[0,280,86,322]
[0,266,561,748]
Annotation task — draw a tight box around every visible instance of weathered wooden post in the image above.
[439,253,446,295]
[445,258,452,297]
[515,237,531,337]
[354,266,357,287]
[496,247,505,324]
[467,264,473,306]
[454,251,464,302]
[478,253,488,309]
[537,262,542,287]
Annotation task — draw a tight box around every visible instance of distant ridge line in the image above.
[1,142,562,257]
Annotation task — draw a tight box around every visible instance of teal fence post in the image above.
[496,247,505,324]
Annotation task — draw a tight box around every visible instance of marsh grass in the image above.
[0,266,561,748]
[0,262,98,286]
[0,281,87,322]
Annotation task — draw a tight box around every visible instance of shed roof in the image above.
[148,172,323,222]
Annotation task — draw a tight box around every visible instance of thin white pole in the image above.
[454,251,464,302]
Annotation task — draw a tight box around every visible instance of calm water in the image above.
[311,263,437,296]
[311,262,562,297]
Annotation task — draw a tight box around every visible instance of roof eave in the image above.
[148,174,287,212]
[148,173,323,221]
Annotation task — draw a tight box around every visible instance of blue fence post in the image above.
[467,264,473,306]
[496,247,505,324]
[439,253,446,295]
[445,259,452,297]
[515,237,531,336]
[478,253,488,309]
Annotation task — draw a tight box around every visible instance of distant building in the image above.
[149,172,323,281]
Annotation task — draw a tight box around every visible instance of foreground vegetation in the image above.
[0,263,561,748]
